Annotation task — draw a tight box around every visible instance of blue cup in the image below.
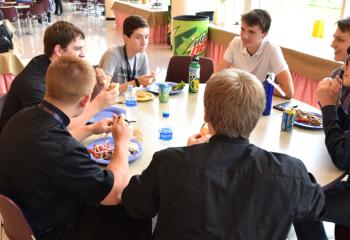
[263,80,274,116]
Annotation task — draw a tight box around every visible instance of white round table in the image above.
[88,84,344,188]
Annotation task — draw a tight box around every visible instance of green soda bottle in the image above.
[188,55,200,93]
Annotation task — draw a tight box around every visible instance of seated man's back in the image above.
[0,54,50,132]
[122,69,324,240]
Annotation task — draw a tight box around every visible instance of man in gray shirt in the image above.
[100,15,155,92]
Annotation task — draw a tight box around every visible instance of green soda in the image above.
[189,55,200,93]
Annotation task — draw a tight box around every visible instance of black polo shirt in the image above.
[0,100,114,238]
[0,54,50,133]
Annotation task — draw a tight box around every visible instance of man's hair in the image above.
[45,56,95,104]
[337,17,350,33]
[241,9,271,33]
[204,69,266,138]
[44,21,85,57]
[123,15,149,37]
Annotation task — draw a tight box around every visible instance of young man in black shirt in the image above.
[0,56,151,240]
[0,21,118,134]
[121,69,324,240]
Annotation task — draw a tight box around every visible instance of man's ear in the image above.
[79,95,91,108]
[53,44,63,56]
[123,34,129,44]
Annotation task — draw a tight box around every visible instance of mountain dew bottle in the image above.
[189,55,200,93]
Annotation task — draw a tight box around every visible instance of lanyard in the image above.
[123,45,137,81]
[39,103,66,129]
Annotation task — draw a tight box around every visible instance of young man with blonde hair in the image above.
[0,56,151,240]
[121,69,324,239]
[215,9,294,99]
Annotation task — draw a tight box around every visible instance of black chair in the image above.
[165,55,214,83]
[0,94,6,117]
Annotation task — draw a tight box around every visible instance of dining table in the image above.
[85,84,345,189]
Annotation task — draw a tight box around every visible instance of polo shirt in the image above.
[0,54,50,133]
[223,36,288,82]
[0,100,114,238]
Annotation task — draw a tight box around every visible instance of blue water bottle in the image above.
[125,84,138,121]
[159,112,172,145]
[262,74,274,116]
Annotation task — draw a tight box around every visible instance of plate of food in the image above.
[147,81,185,95]
[88,106,126,124]
[294,109,323,129]
[136,91,154,102]
[87,137,143,164]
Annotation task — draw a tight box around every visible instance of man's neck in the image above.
[43,97,76,120]
[246,45,260,56]
[125,45,137,59]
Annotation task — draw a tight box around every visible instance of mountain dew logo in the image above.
[173,25,208,56]
[185,31,208,56]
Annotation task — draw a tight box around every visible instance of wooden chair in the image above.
[335,224,350,240]
[165,55,214,83]
[0,194,34,240]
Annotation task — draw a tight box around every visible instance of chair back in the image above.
[0,194,35,240]
[335,224,350,240]
[165,55,214,83]
[0,94,6,117]
[29,2,44,17]
[0,7,18,22]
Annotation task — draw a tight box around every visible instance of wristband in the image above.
[134,77,140,87]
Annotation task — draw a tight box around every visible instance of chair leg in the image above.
[16,18,22,37]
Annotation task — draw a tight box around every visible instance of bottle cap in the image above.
[192,55,199,62]
[162,112,170,118]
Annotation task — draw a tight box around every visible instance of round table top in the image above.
[86,84,344,188]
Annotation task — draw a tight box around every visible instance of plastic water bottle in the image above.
[189,55,200,93]
[125,84,138,121]
[159,112,173,145]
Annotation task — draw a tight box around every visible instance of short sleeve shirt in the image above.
[99,45,149,84]
[223,36,288,82]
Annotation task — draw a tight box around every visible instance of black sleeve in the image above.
[322,105,350,170]
[51,140,114,205]
[121,152,160,219]
[294,168,325,222]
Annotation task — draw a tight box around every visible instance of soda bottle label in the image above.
[125,98,137,107]
[159,127,173,141]
[189,67,199,93]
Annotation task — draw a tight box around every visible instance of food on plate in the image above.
[136,91,153,101]
[295,109,322,126]
[89,140,140,161]
[171,81,186,91]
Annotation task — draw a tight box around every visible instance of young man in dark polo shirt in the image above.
[122,69,324,240]
[0,21,118,134]
[0,56,151,240]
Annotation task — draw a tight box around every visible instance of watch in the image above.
[134,77,140,87]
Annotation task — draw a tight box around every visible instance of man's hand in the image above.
[111,115,132,145]
[91,85,119,110]
[187,133,211,146]
[91,68,108,100]
[138,73,155,87]
[90,118,113,135]
[316,77,342,107]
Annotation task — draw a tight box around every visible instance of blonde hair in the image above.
[45,56,96,104]
[204,69,266,138]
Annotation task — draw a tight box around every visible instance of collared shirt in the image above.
[0,54,50,133]
[0,101,114,238]
[223,36,288,82]
[122,135,324,240]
